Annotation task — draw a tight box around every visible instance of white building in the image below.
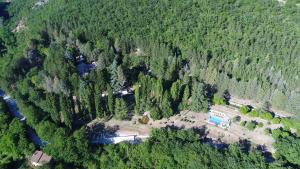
[207,110,231,129]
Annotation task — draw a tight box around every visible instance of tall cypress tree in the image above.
[160,91,174,118]
[59,94,73,128]
[191,82,208,112]
[46,93,60,123]
[107,85,114,115]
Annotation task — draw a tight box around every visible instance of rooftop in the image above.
[31,150,52,166]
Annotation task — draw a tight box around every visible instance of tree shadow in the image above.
[256,144,275,163]
[238,139,252,153]
[192,125,209,138]
[223,89,231,105]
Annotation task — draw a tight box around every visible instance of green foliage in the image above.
[248,109,259,117]
[160,91,174,118]
[257,122,264,128]
[212,96,226,105]
[150,106,162,120]
[246,121,257,131]
[97,128,269,169]
[272,128,290,139]
[43,127,90,166]
[59,95,73,128]
[179,85,190,110]
[153,78,163,103]
[281,118,300,133]
[134,85,141,115]
[170,80,181,101]
[240,121,247,127]
[240,107,274,122]
[264,128,271,135]
[110,60,126,92]
[114,98,128,120]
[239,106,250,114]
[0,99,35,168]
[107,85,114,115]
[271,117,281,124]
[0,0,299,168]
[191,82,208,112]
[275,136,300,166]
[258,110,273,121]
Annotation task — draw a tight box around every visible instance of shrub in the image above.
[259,111,273,120]
[257,122,264,128]
[212,96,225,105]
[246,121,257,131]
[232,116,241,123]
[150,107,162,120]
[272,128,290,139]
[240,121,247,127]
[281,118,300,132]
[139,116,149,124]
[248,109,259,117]
[239,106,250,114]
[264,128,271,135]
[271,117,281,124]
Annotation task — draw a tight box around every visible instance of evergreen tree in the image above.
[45,93,60,123]
[191,82,208,112]
[150,106,162,120]
[79,80,95,119]
[94,94,105,118]
[107,85,114,115]
[59,95,73,128]
[170,80,181,101]
[154,78,163,102]
[180,85,190,110]
[110,59,126,91]
[114,98,128,120]
[160,91,174,118]
[134,84,141,115]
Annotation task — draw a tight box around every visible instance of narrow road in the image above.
[0,89,44,146]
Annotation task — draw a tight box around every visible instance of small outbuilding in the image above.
[30,150,52,167]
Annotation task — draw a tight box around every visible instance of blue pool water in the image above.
[209,116,222,125]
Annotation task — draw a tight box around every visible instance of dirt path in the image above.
[90,104,281,153]
[229,96,293,118]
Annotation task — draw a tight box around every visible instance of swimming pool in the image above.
[209,116,222,125]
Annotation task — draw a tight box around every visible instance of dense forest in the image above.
[0,0,299,168]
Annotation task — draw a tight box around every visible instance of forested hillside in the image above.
[1,0,299,114]
[0,0,300,168]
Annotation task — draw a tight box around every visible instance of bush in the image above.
[259,110,273,120]
[257,122,264,128]
[138,116,149,124]
[271,117,281,124]
[248,109,259,117]
[272,128,290,139]
[232,116,241,123]
[240,121,247,127]
[239,106,250,114]
[246,121,257,131]
[281,118,300,132]
[264,128,271,135]
[150,107,162,120]
[212,96,225,105]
